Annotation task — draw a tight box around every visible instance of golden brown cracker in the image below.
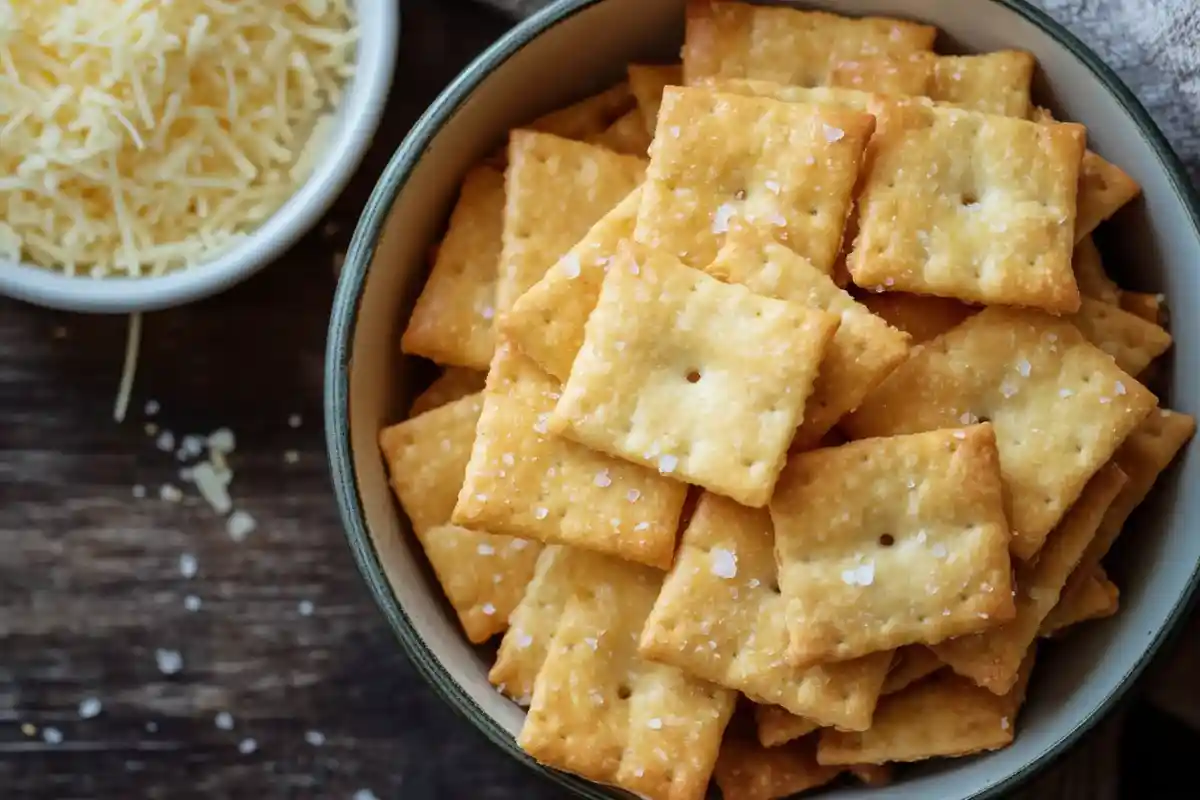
[550,244,840,508]
[682,1,937,88]
[1068,297,1173,376]
[753,706,820,749]
[817,650,1035,765]
[499,187,641,381]
[409,367,487,417]
[933,463,1126,694]
[400,166,504,369]
[771,425,1015,667]
[856,291,977,344]
[379,395,540,643]
[518,551,736,800]
[713,733,842,800]
[843,307,1158,559]
[1072,235,1122,305]
[882,645,944,695]
[849,100,1086,313]
[1062,409,1196,601]
[1041,567,1119,637]
[640,493,892,730]
[498,131,644,312]
[588,109,653,156]
[634,86,876,274]
[453,341,688,568]
[706,224,910,451]
[628,64,683,136]
[530,82,637,141]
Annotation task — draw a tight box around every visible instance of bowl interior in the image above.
[331,1,1200,797]
[0,0,397,314]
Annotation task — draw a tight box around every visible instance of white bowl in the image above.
[0,0,398,314]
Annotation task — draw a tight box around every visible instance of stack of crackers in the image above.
[380,3,1195,798]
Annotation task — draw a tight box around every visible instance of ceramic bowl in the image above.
[326,1,1200,797]
[0,0,398,314]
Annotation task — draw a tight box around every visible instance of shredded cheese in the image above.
[112,311,141,422]
[0,0,358,276]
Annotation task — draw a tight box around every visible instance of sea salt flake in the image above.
[179,553,198,578]
[1059,388,1074,398]
[184,595,202,612]
[559,253,581,278]
[159,483,183,502]
[1115,381,1127,396]
[480,306,495,320]
[534,506,549,520]
[481,603,496,616]
[226,510,257,541]
[1000,378,1019,398]
[477,543,495,556]
[1000,716,1010,730]
[657,454,678,474]
[502,453,514,466]
[647,718,663,730]
[634,521,650,531]
[583,636,598,650]
[626,489,640,502]
[298,600,314,617]
[594,469,612,487]
[155,649,183,675]
[215,712,234,730]
[156,430,176,452]
[42,727,63,744]
[516,632,534,649]
[822,123,844,142]
[78,697,102,719]
[931,543,948,558]
[710,548,738,579]
[237,738,257,755]
[1016,359,1031,377]
[764,179,781,194]
[304,730,325,746]
[959,411,977,424]
[712,202,737,234]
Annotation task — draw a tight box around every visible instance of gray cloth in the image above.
[479,0,1200,182]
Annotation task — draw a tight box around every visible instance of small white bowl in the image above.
[0,0,398,314]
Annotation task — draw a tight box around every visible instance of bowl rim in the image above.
[0,0,399,315]
[325,1,1200,797]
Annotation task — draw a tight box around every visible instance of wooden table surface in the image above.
[0,1,1176,797]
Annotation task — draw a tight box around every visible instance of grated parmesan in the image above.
[0,0,358,276]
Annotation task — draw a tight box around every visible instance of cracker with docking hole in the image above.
[1072,235,1122,305]
[639,493,893,730]
[518,550,736,800]
[1120,291,1166,325]
[409,367,487,418]
[682,1,937,88]
[530,81,637,141]
[831,50,1035,117]
[1040,566,1119,637]
[452,342,687,568]
[634,86,876,274]
[855,291,977,345]
[1068,297,1173,376]
[817,649,1036,765]
[499,188,642,382]
[933,463,1126,694]
[843,307,1158,560]
[849,99,1087,312]
[1059,409,1196,603]
[706,223,911,450]
[713,732,842,800]
[754,645,941,749]
[588,109,653,156]
[379,395,541,643]
[771,425,1015,667]
[400,166,504,369]
[628,64,683,136]
[550,244,841,508]
[1031,106,1141,242]
[497,131,645,312]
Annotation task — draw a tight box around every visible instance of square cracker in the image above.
[497,131,644,312]
[817,650,1035,765]
[848,99,1086,313]
[640,493,893,730]
[856,291,977,345]
[587,109,653,157]
[628,64,683,136]
[1072,235,1122,305]
[843,307,1158,559]
[933,463,1126,694]
[530,82,636,141]
[452,341,687,568]
[379,395,541,643]
[1032,107,1141,242]
[550,244,840,508]
[1068,297,1173,376]
[682,1,937,88]
[706,223,911,450]
[409,367,487,417]
[1061,409,1196,602]
[499,187,642,381]
[771,425,1016,667]
[754,645,940,749]
[634,86,876,274]
[713,732,841,800]
[518,550,736,800]
[1040,567,1119,637]
[830,51,1036,117]
[400,166,504,369]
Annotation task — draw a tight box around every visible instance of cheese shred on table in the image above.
[0,0,357,277]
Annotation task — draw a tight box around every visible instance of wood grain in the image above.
[0,0,1166,797]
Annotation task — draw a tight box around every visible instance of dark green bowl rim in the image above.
[325,2,1200,797]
